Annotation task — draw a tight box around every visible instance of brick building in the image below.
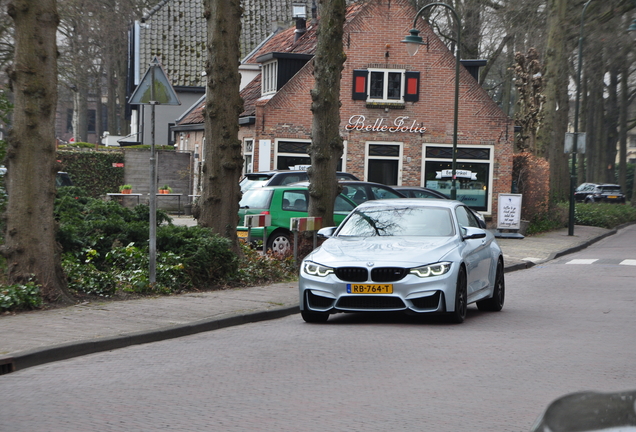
[174,0,514,223]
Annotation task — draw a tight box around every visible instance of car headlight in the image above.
[302,261,334,277]
[410,262,451,278]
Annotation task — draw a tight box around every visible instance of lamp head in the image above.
[401,28,424,56]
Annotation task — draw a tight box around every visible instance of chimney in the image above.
[293,3,307,42]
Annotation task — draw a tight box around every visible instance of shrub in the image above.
[232,243,296,286]
[574,203,636,229]
[526,204,568,235]
[156,225,238,287]
[0,278,43,312]
[57,150,125,197]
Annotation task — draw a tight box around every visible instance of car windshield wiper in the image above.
[240,206,249,209]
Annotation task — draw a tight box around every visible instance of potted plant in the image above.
[119,184,133,194]
[159,185,172,194]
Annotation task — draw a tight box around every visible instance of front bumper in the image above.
[299,266,458,315]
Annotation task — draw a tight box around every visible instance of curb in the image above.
[1,305,299,373]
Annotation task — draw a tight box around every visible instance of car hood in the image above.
[307,236,460,267]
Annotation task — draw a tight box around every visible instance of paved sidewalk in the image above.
[0,223,616,373]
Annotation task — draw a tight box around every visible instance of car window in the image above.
[412,190,441,199]
[337,206,454,237]
[371,186,402,199]
[455,206,480,228]
[334,195,356,212]
[278,174,305,186]
[281,190,308,211]
[600,186,621,193]
[345,185,368,205]
[239,188,273,209]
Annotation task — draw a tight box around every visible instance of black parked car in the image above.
[574,183,598,202]
[240,170,358,192]
[583,184,625,204]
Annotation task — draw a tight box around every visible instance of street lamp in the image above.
[568,0,593,236]
[402,2,461,200]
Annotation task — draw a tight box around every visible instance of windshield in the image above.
[239,188,273,209]
[337,206,454,237]
[599,186,621,193]
[239,174,273,192]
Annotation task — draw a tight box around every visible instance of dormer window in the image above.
[257,52,313,97]
[262,60,278,96]
[352,69,420,104]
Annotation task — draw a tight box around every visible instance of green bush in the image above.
[57,150,125,197]
[232,244,296,286]
[0,278,43,312]
[526,204,568,235]
[574,203,636,228]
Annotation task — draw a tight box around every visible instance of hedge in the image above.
[57,150,125,197]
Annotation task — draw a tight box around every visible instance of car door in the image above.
[455,205,492,297]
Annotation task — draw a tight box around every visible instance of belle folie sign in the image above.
[345,115,427,133]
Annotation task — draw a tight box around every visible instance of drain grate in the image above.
[0,358,15,375]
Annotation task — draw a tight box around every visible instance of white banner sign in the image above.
[435,169,477,180]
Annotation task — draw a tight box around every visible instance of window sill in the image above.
[365,102,405,110]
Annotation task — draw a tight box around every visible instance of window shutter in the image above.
[404,71,420,102]
[352,70,368,100]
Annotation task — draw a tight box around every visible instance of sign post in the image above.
[128,57,180,284]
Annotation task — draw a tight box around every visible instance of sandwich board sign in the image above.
[497,194,522,231]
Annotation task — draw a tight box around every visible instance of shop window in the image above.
[353,69,419,103]
[275,140,345,171]
[423,145,493,212]
[366,143,402,185]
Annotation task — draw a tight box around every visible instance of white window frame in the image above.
[261,60,278,96]
[364,141,403,185]
[367,68,406,103]
[421,143,495,215]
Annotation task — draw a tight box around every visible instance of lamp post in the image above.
[402,2,461,200]
[568,0,593,236]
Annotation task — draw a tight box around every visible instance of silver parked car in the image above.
[299,199,505,324]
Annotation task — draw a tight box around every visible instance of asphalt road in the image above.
[1,227,635,432]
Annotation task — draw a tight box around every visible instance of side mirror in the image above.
[462,226,487,240]
[317,226,337,238]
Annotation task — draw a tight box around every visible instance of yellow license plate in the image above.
[237,231,248,238]
[347,284,393,294]
[608,196,617,199]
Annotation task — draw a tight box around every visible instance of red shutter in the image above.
[404,71,420,102]
[352,70,368,100]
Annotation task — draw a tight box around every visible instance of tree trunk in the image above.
[538,0,570,202]
[604,64,619,184]
[618,59,628,193]
[199,0,243,255]
[4,0,73,303]
[72,80,88,142]
[308,0,346,227]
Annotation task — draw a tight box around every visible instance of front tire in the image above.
[448,266,467,324]
[477,259,505,312]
